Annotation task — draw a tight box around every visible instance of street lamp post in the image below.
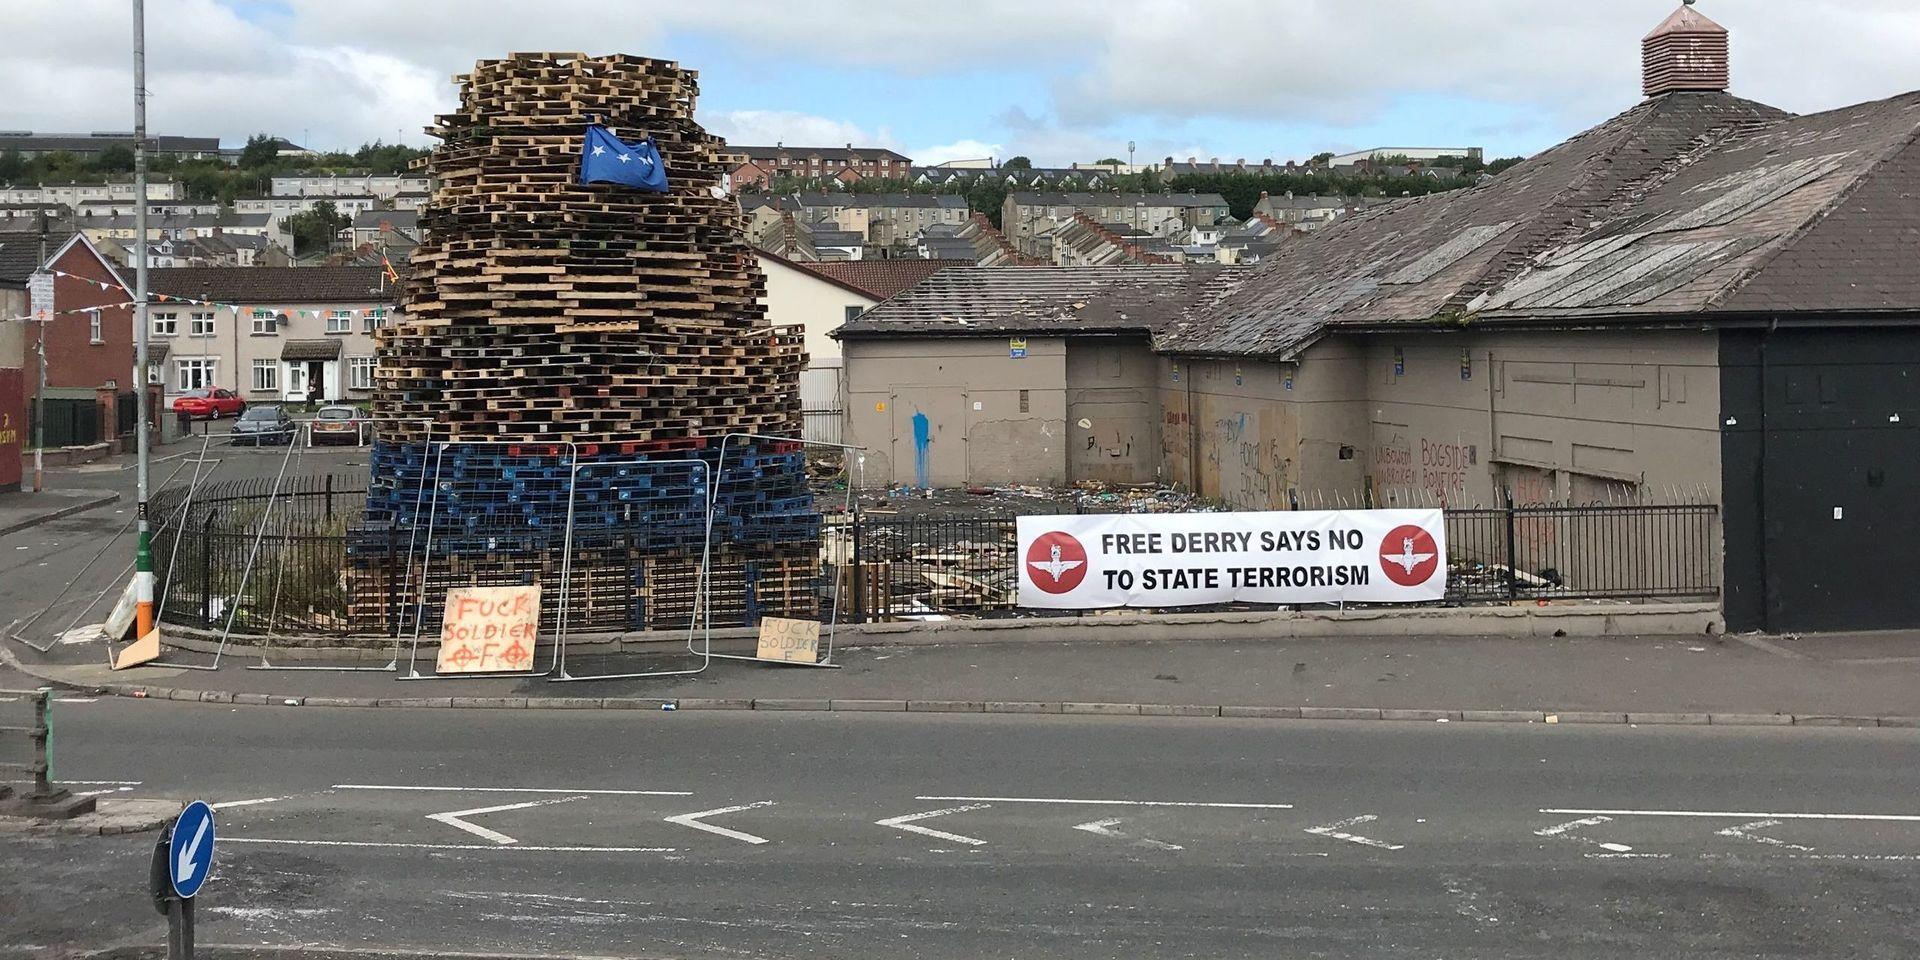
[132,0,155,640]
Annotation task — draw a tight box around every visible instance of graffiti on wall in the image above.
[1374,433,1476,505]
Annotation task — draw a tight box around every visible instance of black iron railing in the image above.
[151,478,1720,636]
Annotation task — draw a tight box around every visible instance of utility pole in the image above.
[132,0,155,642]
[33,210,47,493]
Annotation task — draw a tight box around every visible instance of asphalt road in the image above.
[5,698,1920,959]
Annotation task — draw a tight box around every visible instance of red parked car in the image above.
[172,388,247,420]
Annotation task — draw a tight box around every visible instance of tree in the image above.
[239,133,280,169]
[1095,157,1123,166]
[1002,155,1032,171]
[94,144,135,173]
[285,199,350,255]
[1487,156,1526,175]
[1309,151,1335,166]
[966,179,1009,228]
[0,148,22,182]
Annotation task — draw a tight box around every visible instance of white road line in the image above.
[212,797,288,810]
[58,780,142,786]
[663,801,776,845]
[1304,815,1406,851]
[1716,819,1815,852]
[1536,815,1634,853]
[878,804,991,846]
[72,787,135,797]
[53,697,98,703]
[1073,817,1184,851]
[1542,808,1920,822]
[427,795,587,845]
[223,838,676,853]
[334,784,691,796]
[917,795,1292,809]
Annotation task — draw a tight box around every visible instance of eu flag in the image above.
[579,124,668,192]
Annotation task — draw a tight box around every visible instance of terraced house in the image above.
[836,4,1920,634]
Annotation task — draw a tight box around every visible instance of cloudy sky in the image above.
[8,1,1920,166]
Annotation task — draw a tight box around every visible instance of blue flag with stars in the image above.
[579,124,668,192]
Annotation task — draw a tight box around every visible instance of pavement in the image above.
[11,629,1920,724]
[0,486,120,537]
[2,696,1918,958]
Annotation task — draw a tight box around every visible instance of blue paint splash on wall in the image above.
[912,410,931,489]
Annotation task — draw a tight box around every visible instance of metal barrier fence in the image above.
[150,478,1719,635]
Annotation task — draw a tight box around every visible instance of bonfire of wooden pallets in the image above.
[349,52,820,638]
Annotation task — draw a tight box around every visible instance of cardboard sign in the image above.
[437,585,540,673]
[756,617,821,664]
[1016,509,1446,609]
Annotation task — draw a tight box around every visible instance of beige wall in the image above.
[843,337,1069,488]
[758,254,876,367]
[154,300,395,404]
[1066,338,1160,485]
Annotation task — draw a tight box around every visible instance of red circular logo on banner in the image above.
[1025,531,1090,594]
[1377,524,1441,586]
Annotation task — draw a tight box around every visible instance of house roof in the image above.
[148,266,394,304]
[1162,89,1920,356]
[1009,192,1230,208]
[740,192,968,211]
[352,209,420,231]
[281,339,342,360]
[834,265,1236,339]
[731,145,909,163]
[795,259,973,300]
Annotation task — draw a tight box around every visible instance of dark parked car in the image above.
[230,405,295,446]
[309,405,366,446]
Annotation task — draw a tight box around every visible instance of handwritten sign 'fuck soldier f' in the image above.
[437,585,541,674]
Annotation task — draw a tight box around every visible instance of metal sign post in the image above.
[149,800,214,960]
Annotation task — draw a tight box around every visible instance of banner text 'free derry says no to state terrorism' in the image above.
[1015,509,1448,609]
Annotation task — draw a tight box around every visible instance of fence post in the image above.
[1503,488,1518,600]
[325,474,335,522]
[30,687,52,797]
[850,509,865,624]
[200,513,215,628]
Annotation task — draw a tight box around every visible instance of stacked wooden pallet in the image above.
[374,52,804,444]
[351,52,820,637]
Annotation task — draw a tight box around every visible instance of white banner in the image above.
[1015,509,1446,609]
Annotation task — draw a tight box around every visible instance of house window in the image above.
[251,309,277,334]
[89,310,103,344]
[251,359,278,392]
[348,356,377,390]
[843,305,864,323]
[152,311,178,336]
[363,307,387,332]
[189,311,214,336]
[175,358,216,391]
[327,310,352,334]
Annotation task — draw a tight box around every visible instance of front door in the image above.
[308,361,328,404]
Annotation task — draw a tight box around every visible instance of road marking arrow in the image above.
[175,815,212,883]
[1073,817,1183,851]
[1304,814,1405,851]
[664,801,777,844]
[428,795,586,845]
[877,804,990,846]
[1536,815,1634,853]
[1717,818,1815,852]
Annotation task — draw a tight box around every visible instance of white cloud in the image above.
[704,111,896,150]
[8,1,1920,161]
[911,139,1004,166]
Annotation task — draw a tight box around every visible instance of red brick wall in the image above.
[25,242,135,391]
[0,367,22,491]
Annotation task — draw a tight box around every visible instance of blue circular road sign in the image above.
[168,800,217,899]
